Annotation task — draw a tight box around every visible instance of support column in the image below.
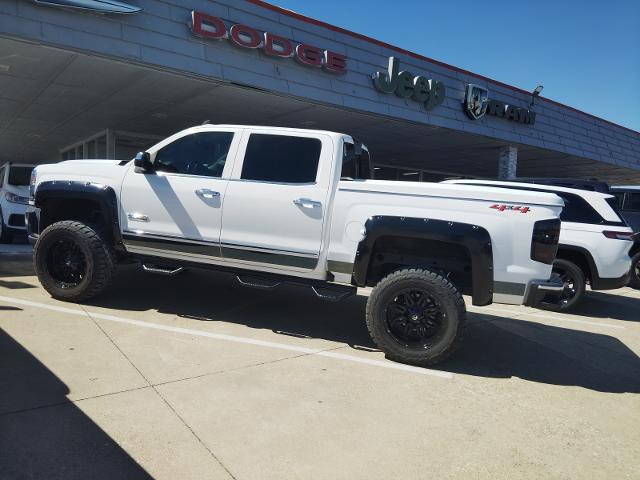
[498,145,518,179]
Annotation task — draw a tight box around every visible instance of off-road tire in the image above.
[0,210,13,244]
[629,252,640,290]
[34,220,114,302]
[540,258,586,312]
[366,268,466,366]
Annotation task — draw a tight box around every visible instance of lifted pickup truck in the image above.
[27,125,564,366]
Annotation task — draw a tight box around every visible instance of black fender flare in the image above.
[353,216,494,306]
[34,181,122,246]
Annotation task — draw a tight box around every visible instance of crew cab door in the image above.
[220,131,333,271]
[119,128,240,259]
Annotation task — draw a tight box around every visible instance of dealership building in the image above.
[1,0,639,183]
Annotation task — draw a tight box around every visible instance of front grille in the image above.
[8,214,25,227]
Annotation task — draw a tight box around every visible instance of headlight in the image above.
[29,168,37,203]
[5,192,30,205]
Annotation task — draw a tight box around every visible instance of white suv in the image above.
[445,179,635,311]
[0,163,35,243]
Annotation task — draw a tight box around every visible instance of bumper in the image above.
[523,274,565,307]
[591,271,631,290]
[26,207,40,245]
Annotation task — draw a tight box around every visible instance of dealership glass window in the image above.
[114,133,157,161]
[154,132,234,177]
[241,134,321,183]
[629,193,640,211]
[611,192,625,209]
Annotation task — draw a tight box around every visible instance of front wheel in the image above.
[629,252,640,290]
[366,268,466,366]
[540,258,586,312]
[34,220,114,302]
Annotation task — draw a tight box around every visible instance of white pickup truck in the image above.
[27,125,564,366]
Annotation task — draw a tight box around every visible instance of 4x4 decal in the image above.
[490,204,531,213]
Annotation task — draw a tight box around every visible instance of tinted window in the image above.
[8,166,34,186]
[0,166,5,184]
[557,193,604,223]
[341,143,356,180]
[629,193,640,211]
[341,143,372,180]
[154,132,233,177]
[241,134,321,183]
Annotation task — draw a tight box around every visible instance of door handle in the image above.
[196,189,221,199]
[293,198,322,209]
[127,212,149,222]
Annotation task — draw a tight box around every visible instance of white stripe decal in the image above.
[0,295,453,379]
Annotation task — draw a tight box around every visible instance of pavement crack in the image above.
[80,306,239,480]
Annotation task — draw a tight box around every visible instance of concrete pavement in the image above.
[1,257,639,479]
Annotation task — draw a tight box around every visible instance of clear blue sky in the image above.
[274,0,640,132]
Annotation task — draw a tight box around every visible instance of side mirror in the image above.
[134,151,154,173]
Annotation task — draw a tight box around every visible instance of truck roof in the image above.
[188,124,350,138]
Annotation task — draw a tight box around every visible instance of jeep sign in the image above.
[190,11,347,74]
[372,57,446,111]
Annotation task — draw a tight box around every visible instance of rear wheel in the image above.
[34,220,114,302]
[629,252,640,290]
[0,210,14,244]
[540,258,585,312]
[366,268,466,366]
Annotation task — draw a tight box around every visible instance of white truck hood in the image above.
[34,159,130,190]
[346,180,565,207]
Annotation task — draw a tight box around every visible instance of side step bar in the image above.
[236,275,281,289]
[236,274,355,301]
[142,264,185,276]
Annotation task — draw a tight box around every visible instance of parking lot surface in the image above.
[1,252,639,479]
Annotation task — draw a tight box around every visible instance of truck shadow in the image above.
[569,290,640,322]
[83,265,640,394]
[0,329,153,480]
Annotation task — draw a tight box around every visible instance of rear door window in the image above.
[240,134,321,184]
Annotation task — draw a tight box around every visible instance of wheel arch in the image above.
[555,244,597,283]
[35,181,123,250]
[353,216,494,306]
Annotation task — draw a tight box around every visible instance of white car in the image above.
[27,125,564,366]
[0,162,35,243]
[445,179,635,310]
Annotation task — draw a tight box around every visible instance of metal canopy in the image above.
[1,38,639,183]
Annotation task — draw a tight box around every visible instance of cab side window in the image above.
[629,193,640,212]
[0,166,5,185]
[154,132,234,177]
[240,134,321,183]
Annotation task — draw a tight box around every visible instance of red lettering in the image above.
[191,11,227,40]
[324,51,347,74]
[263,32,293,57]
[230,24,262,49]
[295,44,323,67]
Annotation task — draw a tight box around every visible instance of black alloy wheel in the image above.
[539,258,586,312]
[385,289,446,349]
[45,238,88,289]
[629,252,640,290]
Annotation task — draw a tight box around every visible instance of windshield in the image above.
[8,166,34,186]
